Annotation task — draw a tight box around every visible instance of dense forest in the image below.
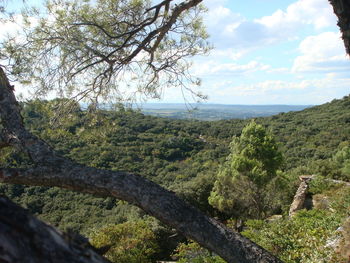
[1,95,350,262]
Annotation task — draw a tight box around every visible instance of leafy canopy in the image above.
[209,120,284,218]
[2,0,209,105]
[334,143,350,179]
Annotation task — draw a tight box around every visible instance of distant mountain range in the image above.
[138,103,312,120]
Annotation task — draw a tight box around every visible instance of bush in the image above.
[89,220,159,263]
[173,241,225,263]
[242,210,340,263]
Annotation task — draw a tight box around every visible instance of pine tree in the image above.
[209,120,283,219]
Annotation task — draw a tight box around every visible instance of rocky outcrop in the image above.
[336,217,350,262]
[312,194,330,210]
[326,217,350,262]
[289,175,315,217]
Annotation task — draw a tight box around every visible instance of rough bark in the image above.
[329,0,350,55]
[0,68,283,263]
[0,195,111,263]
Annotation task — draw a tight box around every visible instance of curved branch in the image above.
[122,0,203,64]
[0,67,283,263]
[0,166,282,263]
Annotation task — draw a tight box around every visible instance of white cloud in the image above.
[205,76,350,104]
[206,5,231,24]
[204,0,228,9]
[0,14,37,42]
[266,67,290,74]
[0,16,23,39]
[208,0,337,50]
[257,0,335,30]
[203,4,244,49]
[292,32,350,73]
[209,48,246,61]
[191,60,271,76]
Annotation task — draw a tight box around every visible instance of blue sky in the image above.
[163,0,349,105]
[2,0,350,105]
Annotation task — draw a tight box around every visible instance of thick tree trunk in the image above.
[0,67,283,263]
[0,195,111,263]
[329,0,350,55]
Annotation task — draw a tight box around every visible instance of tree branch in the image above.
[0,165,283,263]
[0,195,111,263]
[0,66,283,263]
[123,0,203,64]
[329,0,350,55]
[2,0,210,106]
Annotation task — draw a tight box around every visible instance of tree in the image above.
[0,68,283,263]
[209,121,283,219]
[0,0,348,262]
[0,0,284,261]
[2,0,209,105]
[0,195,110,263]
[334,143,350,179]
[329,0,350,55]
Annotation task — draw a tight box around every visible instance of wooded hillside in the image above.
[1,95,349,261]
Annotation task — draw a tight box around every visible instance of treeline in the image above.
[1,95,350,262]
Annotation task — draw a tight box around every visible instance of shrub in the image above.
[89,220,159,263]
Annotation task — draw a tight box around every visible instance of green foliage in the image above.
[230,120,283,183]
[242,210,339,263]
[308,176,338,195]
[261,95,350,169]
[209,120,284,218]
[0,147,32,167]
[1,99,220,237]
[173,241,225,263]
[334,144,350,180]
[3,0,209,104]
[90,220,159,263]
[1,95,350,261]
[0,184,144,234]
[242,184,350,263]
[331,217,350,263]
[175,171,218,215]
[326,185,350,218]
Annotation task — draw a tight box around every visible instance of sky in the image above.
[166,0,350,105]
[1,0,350,105]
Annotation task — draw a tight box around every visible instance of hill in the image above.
[139,103,311,120]
[0,95,349,261]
